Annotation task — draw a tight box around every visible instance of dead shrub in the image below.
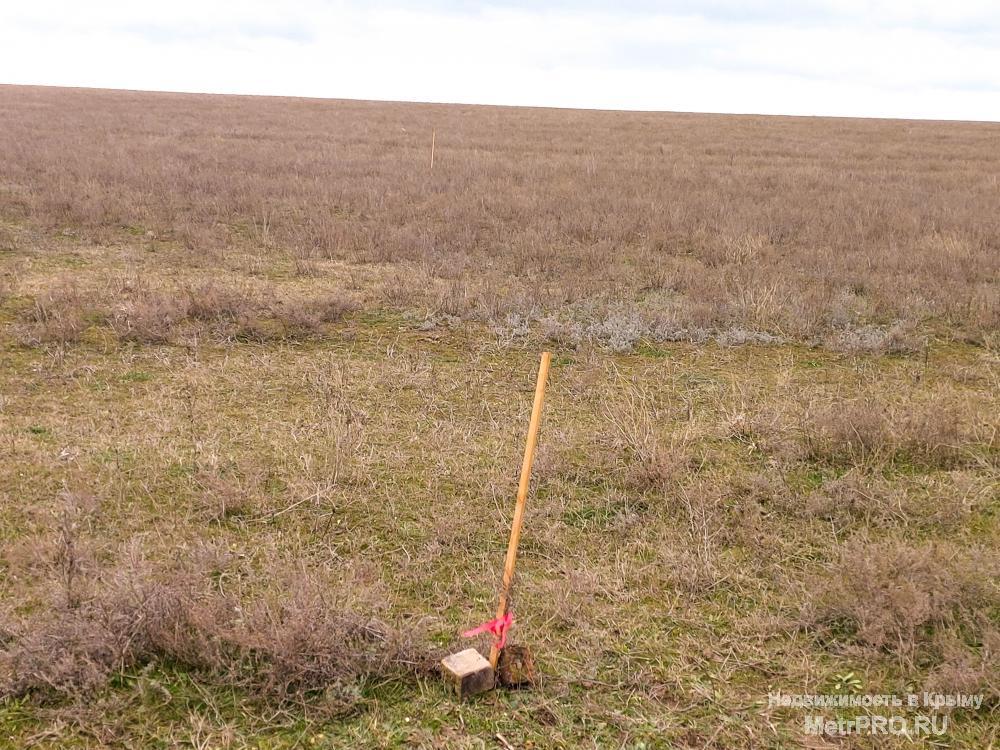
[899,404,969,466]
[0,606,127,696]
[802,539,999,657]
[802,471,995,531]
[804,472,908,527]
[739,470,794,512]
[230,569,420,700]
[311,296,356,323]
[17,280,98,346]
[924,628,1000,703]
[628,443,694,490]
[801,397,967,469]
[3,490,101,601]
[111,291,189,344]
[181,280,278,342]
[272,294,357,338]
[0,550,428,709]
[881,321,925,354]
[802,399,893,467]
[183,280,256,323]
[0,549,229,698]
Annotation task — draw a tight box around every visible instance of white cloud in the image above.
[1,1,998,120]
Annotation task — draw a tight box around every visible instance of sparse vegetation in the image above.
[1,85,998,349]
[802,538,999,658]
[0,85,997,747]
[799,395,976,470]
[1,550,426,711]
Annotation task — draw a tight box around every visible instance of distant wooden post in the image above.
[430,129,436,170]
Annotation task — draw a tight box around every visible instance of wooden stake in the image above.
[430,129,436,170]
[490,351,552,670]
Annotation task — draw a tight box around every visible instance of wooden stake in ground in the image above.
[489,351,552,670]
[430,129,436,170]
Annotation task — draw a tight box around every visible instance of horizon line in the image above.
[4,81,998,127]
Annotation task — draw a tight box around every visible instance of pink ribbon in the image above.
[462,611,514,650]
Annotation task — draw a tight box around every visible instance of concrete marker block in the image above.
[441,648,494,699]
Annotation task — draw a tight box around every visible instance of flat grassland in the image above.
[0,85,998,748]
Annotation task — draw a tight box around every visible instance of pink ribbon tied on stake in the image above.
[462,611,514,650]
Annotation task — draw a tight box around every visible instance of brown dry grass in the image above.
[1,85,998,748]
[802,538,999,657]
[799,395,978,470]
[1,85,998,348]
[0,333,996,746]
[1,545,426,712]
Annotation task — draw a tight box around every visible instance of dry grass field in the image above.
[0,85,998,748]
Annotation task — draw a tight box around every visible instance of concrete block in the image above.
[441,648,494,699]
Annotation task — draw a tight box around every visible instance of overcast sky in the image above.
[2,1,998,121]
